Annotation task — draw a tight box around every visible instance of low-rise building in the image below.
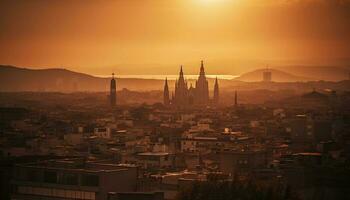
[219,149,267,177]
[11,158,138,200]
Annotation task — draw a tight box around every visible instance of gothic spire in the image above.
[213,77,219,105]
[179,65,185,81]
[200,60,205,76]
[163,77,170,106]
[164,77,168,87]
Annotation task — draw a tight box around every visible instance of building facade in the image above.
[11,158,138,200]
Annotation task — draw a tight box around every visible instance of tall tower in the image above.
[110,73,116,107]
[263,65,272,82]
[195,60,209,105]
[213,77,219,105]
[163,77,170,106]
[234,90,238,107]
[174,65,189,106]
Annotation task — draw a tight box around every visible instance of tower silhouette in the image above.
[263,65,272,82]
[195,60,209,105]
[234,90,238,107]
[163,77,170,106]
[213,77,219,105]
[110,73,116,107]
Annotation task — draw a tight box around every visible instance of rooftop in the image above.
[137,152,170,156]
[16,158,137,173]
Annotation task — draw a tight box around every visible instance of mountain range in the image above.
[234,68,313,82]
[0,65,349,92]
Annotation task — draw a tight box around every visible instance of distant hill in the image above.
[274,65,350,81]
[1,65,349,92]
[234,68,312,82]
[0,65,165,92]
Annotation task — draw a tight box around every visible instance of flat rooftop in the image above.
[16,158,137,173]
[137,152,170,156]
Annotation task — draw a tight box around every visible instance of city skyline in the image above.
[1,1,350,200]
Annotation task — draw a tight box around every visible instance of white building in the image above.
[94,128,111,139]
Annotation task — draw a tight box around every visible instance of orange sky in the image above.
[1,0,350,75]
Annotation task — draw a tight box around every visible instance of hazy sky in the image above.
[1,0,350,75]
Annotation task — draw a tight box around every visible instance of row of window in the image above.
[45,171,99,186]
[17,186,96,200]
[16,169,99,187]
[237,160,249,165]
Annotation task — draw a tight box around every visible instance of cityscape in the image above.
[1,1,350,200]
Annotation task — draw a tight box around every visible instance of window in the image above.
[18,186,95,200]
[58,173,78,185]
[27,169,40,182]
[81,174,99,187]
[44,171,57,183]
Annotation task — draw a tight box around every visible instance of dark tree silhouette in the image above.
[176,178,299,200]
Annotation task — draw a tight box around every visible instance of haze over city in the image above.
[1,1,350,200]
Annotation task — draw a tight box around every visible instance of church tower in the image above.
[163,77,170,106]
[213,77,219,105]
[195,60,209,105]
[174,66,189,106]
[110,73,116,107]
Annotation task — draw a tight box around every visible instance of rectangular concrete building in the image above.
[11,158,138,200]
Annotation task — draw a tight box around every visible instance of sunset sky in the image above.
[1,0,350,75]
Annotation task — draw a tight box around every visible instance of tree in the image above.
[176,178,299,200]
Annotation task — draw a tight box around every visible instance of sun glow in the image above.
[198,0,227,3]
[196,0,231,6]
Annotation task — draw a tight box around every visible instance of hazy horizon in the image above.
[1,0,350,75]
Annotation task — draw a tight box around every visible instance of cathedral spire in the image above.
[179,65,185,82]
[213,77,219,105]
[196,60,209,105]
[200,60,205,76]
[163,77,170,106]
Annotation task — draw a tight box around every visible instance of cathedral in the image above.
[163,61,219,108]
